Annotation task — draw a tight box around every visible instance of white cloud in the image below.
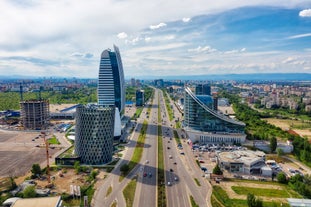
[287,33,311,39]
[182,17,191,22]
[188,46,217,53]
[149,23,167,30]
[117,32,128,39]
[0,0,310,77]
[299,9,311,17]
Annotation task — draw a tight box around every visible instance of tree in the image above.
[23,185,36,198]
[120,164,129,175]
[270,137,277,153]
[212,164,223,175]
[31,164,42,178]
[74,161,81,174]
[276,148,284,157]
[247,193,263,207]
[277,172,287,184]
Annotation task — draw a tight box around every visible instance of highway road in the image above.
[159,89,212,207]
[93,87,212,207]
[133,90,158,207]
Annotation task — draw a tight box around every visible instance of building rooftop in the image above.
[11,196,62,207]
[218,150,265,166]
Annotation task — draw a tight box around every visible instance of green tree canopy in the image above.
[247,193,263,207]
[31,164,42,178]
[270,137,277,153]
[23,185,36,198]
[212,164,223,175]
[277,172,287,184]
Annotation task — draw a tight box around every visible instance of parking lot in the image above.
[0,129,59,177]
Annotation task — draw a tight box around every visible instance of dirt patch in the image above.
[263,118,311,140]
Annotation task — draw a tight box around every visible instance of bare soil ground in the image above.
[263,118,311,140]
[0,130,60,177]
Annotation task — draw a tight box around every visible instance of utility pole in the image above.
[41,131,51,183]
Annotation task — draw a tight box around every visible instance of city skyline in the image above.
[0,1,311,78]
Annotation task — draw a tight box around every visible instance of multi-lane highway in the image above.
[92,87,212,207]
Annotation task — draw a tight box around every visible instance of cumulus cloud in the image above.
[149,23,167,30]
[188,46,217,53]
[117,32,128,39]
[299,9,311,17]
[182,17,191,22]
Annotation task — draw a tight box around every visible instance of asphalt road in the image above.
[93,88,213,207]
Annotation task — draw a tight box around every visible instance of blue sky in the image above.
[0,1,311,78]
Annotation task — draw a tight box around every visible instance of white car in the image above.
[145,160,149,164]
[167,182,171,186]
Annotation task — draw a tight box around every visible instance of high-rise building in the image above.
[184,87,246,144]
[98,45,125,114]
[20,100,49,130]
[195,84,211,95]
[136,90,145,106]
[98,45,125,138]
[75,104,115,165]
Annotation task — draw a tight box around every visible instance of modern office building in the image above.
[75,104,115,165]
[20,99,49,130]
[136,90,145,106]
[184,87,246,144]
[98,45,125,113]
[98,45,125,138]
[195,84,211,95]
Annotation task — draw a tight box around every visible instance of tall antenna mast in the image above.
[41,131,51,183]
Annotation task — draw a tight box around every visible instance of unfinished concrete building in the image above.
[20,100,50,130]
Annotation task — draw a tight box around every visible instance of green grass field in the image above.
[231,186,290,198]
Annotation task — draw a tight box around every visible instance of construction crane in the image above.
[41,131,51,183]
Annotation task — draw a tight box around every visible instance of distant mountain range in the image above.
[1,73,311,81]
[138,73,311,81]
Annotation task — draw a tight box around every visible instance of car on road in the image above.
[180,152,185,155]
[167,147,170,149]
[170,168,174,172]
[169,155,172,159]
[173,162,177,165]
[199,160,205,163]
[145,160,149,164]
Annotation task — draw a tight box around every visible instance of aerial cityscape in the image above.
[1,1,311,207]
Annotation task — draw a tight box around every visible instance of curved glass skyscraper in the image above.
[184,87,246,144]
[98,45,125,114]
[98,45,125,138]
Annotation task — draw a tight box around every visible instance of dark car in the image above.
[170,168,174,172]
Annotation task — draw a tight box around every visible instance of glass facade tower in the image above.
[98,45,125,114]
[184,87,245,134]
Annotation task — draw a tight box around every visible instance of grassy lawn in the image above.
[48,135,60,145]
[106,186,112,197]
[212,185,291,207]
[232,186,290,198]
[190,195,199,207]
[194,178,201,186]
[173,130,181,145]
[157,93,166,207]
[123,178,137,207]
[119,120,148,181]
